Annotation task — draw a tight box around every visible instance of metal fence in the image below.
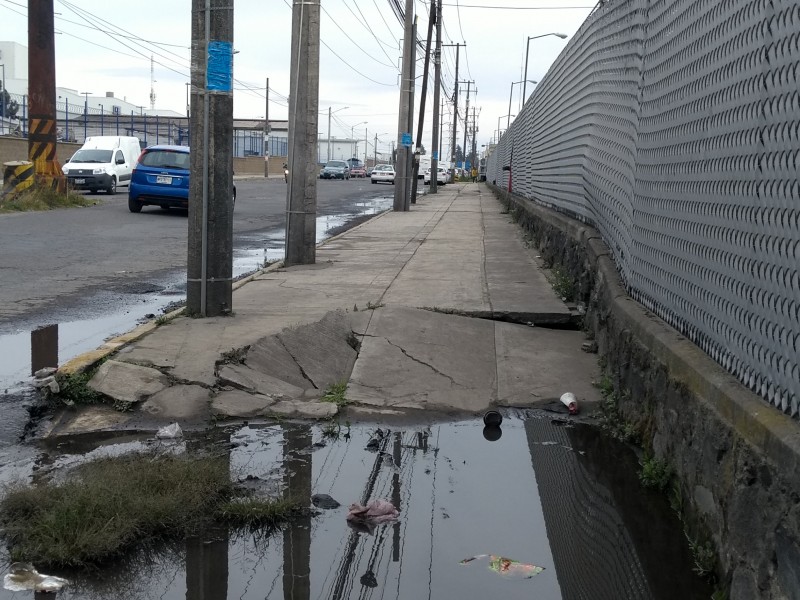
[1,93,285,157]
[487,0,800,417]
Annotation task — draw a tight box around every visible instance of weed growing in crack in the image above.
[219,346,249,365]
[596,376,638,444]
[549,265,576,302]
[53,371,104,406]
[321,382,349,406]
[366,301,385,310]
[639,456,672,491]
[686,535,716,579]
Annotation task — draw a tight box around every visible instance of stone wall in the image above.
[490,184,800,600]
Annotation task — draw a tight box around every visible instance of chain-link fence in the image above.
[487,0,800,418]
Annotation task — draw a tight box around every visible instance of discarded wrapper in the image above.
[346,499,399,534]
[460,554,545,579]
[560,392,578,415]
[3,563,68,592]
[156,422,183,439]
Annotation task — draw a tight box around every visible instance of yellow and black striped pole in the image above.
[27,0,66,193]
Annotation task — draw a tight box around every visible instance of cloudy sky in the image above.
[1,0,595,158]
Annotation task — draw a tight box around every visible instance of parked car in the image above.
[320,160,351,180]
[370,164,395,185]
[423,167,448,185]
[128,145,235,213]
[347,158,367,178]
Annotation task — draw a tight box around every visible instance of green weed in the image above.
[686,535,716,579]
[0,185,96,213]
[550,265,576,302]
[321,382,349,406]
[639,456,672,491]
[54,371,103,406]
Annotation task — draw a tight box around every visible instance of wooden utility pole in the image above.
[27,0,65,192]
[393,0,415,212]
[285,0,321,266]
[187,0,234,317]
[410,2,436,203]
[430,0,442,193]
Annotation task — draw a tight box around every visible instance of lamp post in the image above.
[327,106,349,162]
[508,80,537,130]
[81,92,91,140]
[350,121,367,159]
[523,33,568,101]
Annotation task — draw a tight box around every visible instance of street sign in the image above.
[401,133,412,147]
[432,151,438,160]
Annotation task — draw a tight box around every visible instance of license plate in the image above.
[156,175,173,184]
[75,178,85,184]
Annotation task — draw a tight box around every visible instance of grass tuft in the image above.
[54,371,104,406]
[639,456,672,491]
[321,381,349,406]
[0,185,96,213]
[0,452,300,568]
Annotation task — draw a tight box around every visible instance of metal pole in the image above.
[99,104,104,135]
[523,38,532,105]
[264,76,269,177]
[65,97,69,141]
[411,3,435,203]
[327,106,331,162]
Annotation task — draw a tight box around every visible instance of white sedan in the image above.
[371,164,395,184]
[423,167,448,185]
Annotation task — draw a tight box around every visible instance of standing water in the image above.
[0,413,713,599]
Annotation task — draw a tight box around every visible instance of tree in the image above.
[454,144,465,165]
[0,89,19,120]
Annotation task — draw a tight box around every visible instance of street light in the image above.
[327,106,349,161]
[81,91,91,141]
[350,121,367,159]
[523,33,568,101]
[498,115,514,141]
[508,80,537,130]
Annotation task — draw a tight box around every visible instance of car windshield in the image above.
[375,165,392,171]
[326,161,346,168]
[141,150,190,169]
[70,149,113,163]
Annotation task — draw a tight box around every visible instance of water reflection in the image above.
[0,417,712,600]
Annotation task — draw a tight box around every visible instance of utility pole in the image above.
[443,43,461,182]
[374,132,378,165]
[264,76,269,177]
[410,1,436,203]
[393,0,415,212]
[460,80,475,172]
[27,0,66,192]
[405,17,417,210]
[327,107,331,162]
[285,0,321,266]
[187,0,235,317]
[430,0,442,193]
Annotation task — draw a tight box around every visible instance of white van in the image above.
[62,136,142,194]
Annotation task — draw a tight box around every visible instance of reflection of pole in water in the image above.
[283,425,312,600]
[186,426,230,600]
[392,431,402,562]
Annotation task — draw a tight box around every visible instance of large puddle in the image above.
[0,414,712,599]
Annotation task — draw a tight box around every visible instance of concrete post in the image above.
[410,3,436,203]
[404,17,417,211]
[393,0,415,212]
[430,0,442,194]
[187,0,235,317]
[264,76,269,177]
[284,0,320,266]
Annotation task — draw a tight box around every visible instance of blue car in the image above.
[128,145,191,212]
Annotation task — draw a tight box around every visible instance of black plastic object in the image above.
[483,410,503,427]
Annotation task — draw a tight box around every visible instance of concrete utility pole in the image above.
[327,107,331,162]
[461,80,475,171]
[264,76,269,177]
[410,1,436,203]
[430,0,442,193]
[27,0,66,192]
[404,17,417,210]
[393,0,415,212]
[285,0,321,266]
[443,43,461,181]
[187,0,235,317]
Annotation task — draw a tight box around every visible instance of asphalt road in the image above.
[0,176,394,330]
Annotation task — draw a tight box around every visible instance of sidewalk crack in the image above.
[384,338,460,386]
[277,336,318,390]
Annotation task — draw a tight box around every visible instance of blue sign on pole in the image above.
[401,133,412,147]
[432,150,438,160]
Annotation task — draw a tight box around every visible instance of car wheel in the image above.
[107,177,117,195]
[371,179,376,184]
[128,197,142,213]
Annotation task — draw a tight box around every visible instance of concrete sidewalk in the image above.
[50,183,601,435]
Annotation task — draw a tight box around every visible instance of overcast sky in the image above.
[1,0,595,158]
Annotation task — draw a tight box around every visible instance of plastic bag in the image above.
[4,563,68,592]
[156,422,183,439]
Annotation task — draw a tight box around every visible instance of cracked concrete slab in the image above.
[88,360,170,404]
[217,363,308,399]
[347,307,496,412]
[493,323,602,408]
[211,390,276,418]
[140,384,211,421]
[244,336,313,391]
[264,400,338,420]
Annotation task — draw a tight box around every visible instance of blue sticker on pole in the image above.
[432,150,438,160]
[207,41,233,92]
[401,133,412,147]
